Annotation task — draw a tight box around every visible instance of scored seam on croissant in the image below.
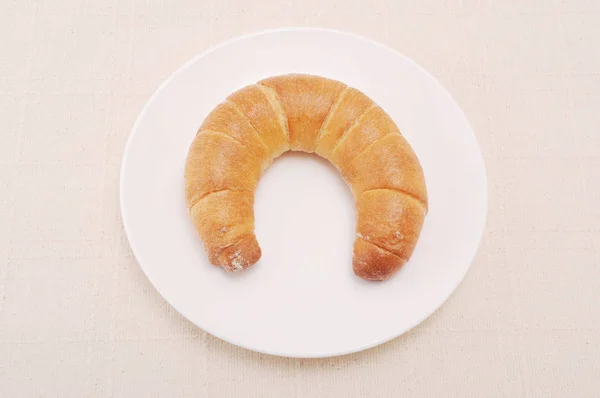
[186,131,262,209]
[330,103,377,156]
[314,86,350,148]
[224,99,271,154]
[256,83,290,145]
[216,232,257,268]
[188,188,253,212]
[361,188,428,211]
[195,129,264,162]
[345,131,400,167]
[355,236,407,262]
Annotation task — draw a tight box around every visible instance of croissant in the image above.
[185,74,427,281]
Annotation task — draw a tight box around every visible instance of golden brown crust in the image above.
[199,101,269,164]
[217,234,261,273]
[227,84,289,158]
[184,74,428,280]
[330,106,399,170]
[353,238,405,281]
[356,189,426,261]
[341,133,428,207]
[315,87,373,159]
[259,74,346,152]
[184,131,263,207]
[189,189,259,269]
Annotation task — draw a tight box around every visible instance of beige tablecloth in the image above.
[1,1,599,396]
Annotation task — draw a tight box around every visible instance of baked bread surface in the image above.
[185,74,427,280]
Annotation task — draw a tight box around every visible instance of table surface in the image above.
[1,1,599,397]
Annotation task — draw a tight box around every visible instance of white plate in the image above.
[120,28,487,358]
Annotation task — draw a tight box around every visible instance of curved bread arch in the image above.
[184,74,427,281]
[258,75,347,152]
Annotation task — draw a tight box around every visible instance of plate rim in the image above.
[120,26,488,358]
